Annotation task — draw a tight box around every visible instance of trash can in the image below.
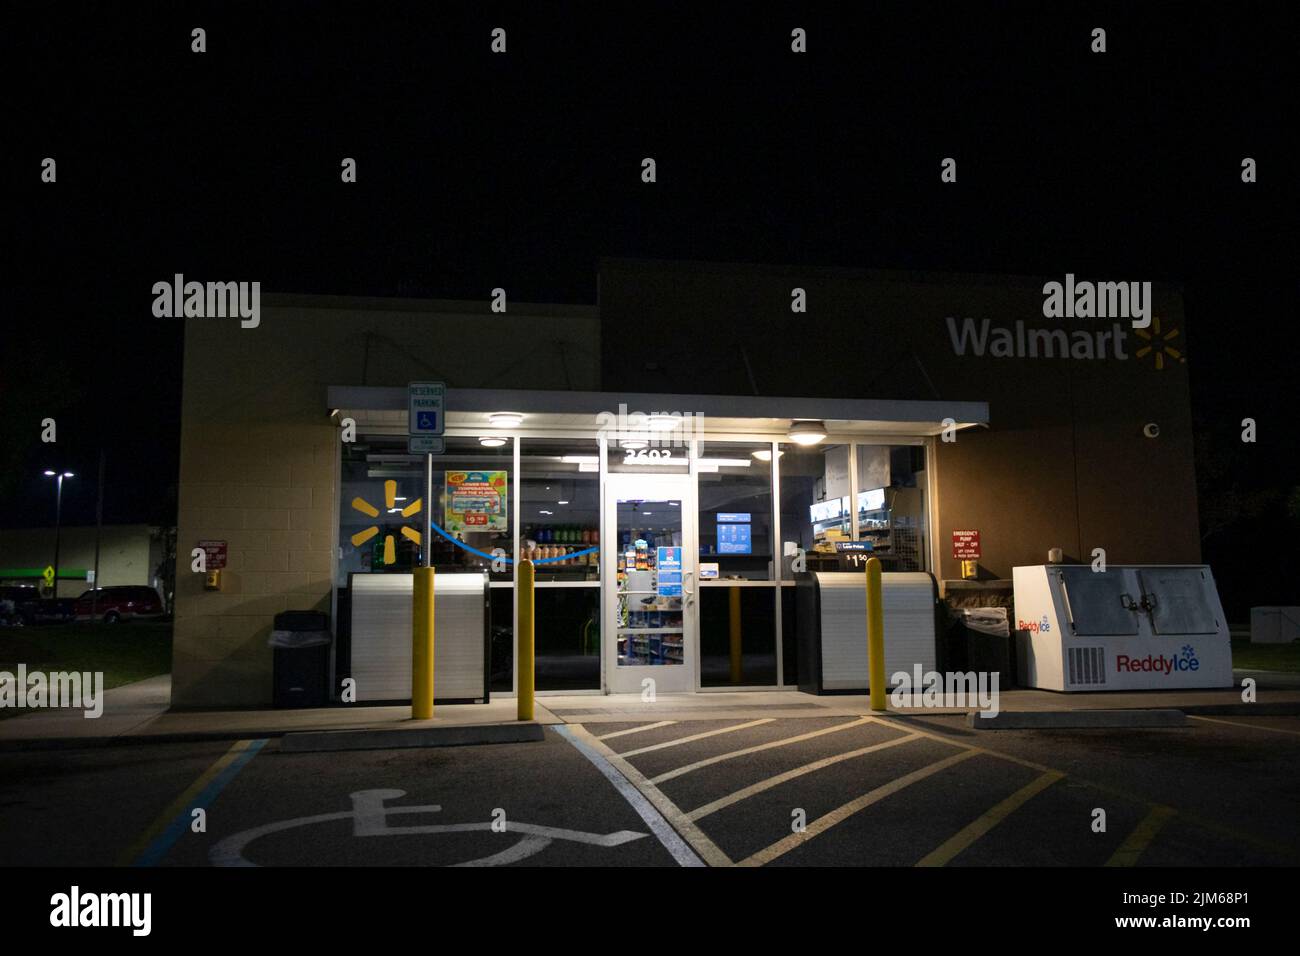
[268,610,332,709]
[956,607,1012,687]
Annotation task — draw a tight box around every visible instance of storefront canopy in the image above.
[325,386,987,438]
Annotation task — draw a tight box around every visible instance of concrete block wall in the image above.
[172,423,336,708]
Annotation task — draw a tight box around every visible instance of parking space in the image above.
[566,713,1300,867]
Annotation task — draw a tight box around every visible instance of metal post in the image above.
[866,556,887,711]
[52,474,64,602]
[518,559,535,720]
[425,453,433,570]
[92,451,104,619]
[411,453,435,719]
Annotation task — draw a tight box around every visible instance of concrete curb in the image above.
[279,722,546,752]
[968,709,1187,730]
[0,722,549,753]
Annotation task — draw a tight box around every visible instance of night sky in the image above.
[8,2,1298,609]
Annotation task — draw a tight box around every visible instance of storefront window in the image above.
[856,444,929,573]
[777,443,846,579]
[338,436,515,688]
[520,438,601,691]
[698,441,777,687]
[430,437,515,581]
[696,441,773,580]
[777,442,928,577]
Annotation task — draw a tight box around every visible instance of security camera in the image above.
[1143,423,1160,439]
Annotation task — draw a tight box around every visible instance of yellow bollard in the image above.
[865,557,886,712]
[412,566,435,719]
[518,559,535,721]
[728,585,742,684]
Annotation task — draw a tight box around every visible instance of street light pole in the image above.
[44,470,74,603]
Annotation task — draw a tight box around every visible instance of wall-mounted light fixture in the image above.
[787,420,827,445]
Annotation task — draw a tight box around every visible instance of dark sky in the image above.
[8,1,1298,563]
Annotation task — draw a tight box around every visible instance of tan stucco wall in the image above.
[173,296,599,708]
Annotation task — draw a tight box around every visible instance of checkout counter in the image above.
[348,571,491,703]
[797,571,941,694]
[1012,564,1232,691]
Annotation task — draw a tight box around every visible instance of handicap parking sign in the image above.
[408,382,445,436]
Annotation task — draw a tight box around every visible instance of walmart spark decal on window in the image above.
[351,479,422,565]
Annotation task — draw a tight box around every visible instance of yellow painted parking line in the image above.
[596,720,677,741]
[1189,715,1300,737]
[1106,804,1177,867]
[736,750,979,867]
[915,769,1064,867]
[686,732,923,822]
[876,714,1300,863]
[619,718,774,757]
[650,716,877,784]
[568,724,733,866]
[117,739,263,866]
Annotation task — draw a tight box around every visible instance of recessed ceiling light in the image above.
[479,436,507,447]
[488,412,523,427]
[558,500,569,505]
[621,438,648,450]
[788,420,827,446]
[647,413,679,431]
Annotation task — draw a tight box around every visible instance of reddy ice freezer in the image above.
[1012,565,1231,691]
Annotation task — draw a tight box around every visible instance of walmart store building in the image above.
[171,259,1198,708]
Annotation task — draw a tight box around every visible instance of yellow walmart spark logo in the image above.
[1134,315,1184,370]
[351,480,422,565]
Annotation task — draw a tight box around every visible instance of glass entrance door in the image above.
[602,474,697,694]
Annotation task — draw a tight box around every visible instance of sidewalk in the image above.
[3,669,1298,750]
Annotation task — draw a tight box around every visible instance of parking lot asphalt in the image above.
[0,712,1296,867]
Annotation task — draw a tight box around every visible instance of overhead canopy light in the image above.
[620,438,648,450]
[788,420,827,446]
[752,449,785,462]
[488,412,524,427]
[646,413,680,431]
[479,436,507,447]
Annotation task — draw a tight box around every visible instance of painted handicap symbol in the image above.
[209,789,647,867]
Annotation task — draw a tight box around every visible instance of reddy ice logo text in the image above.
[1115,644,1200,675]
